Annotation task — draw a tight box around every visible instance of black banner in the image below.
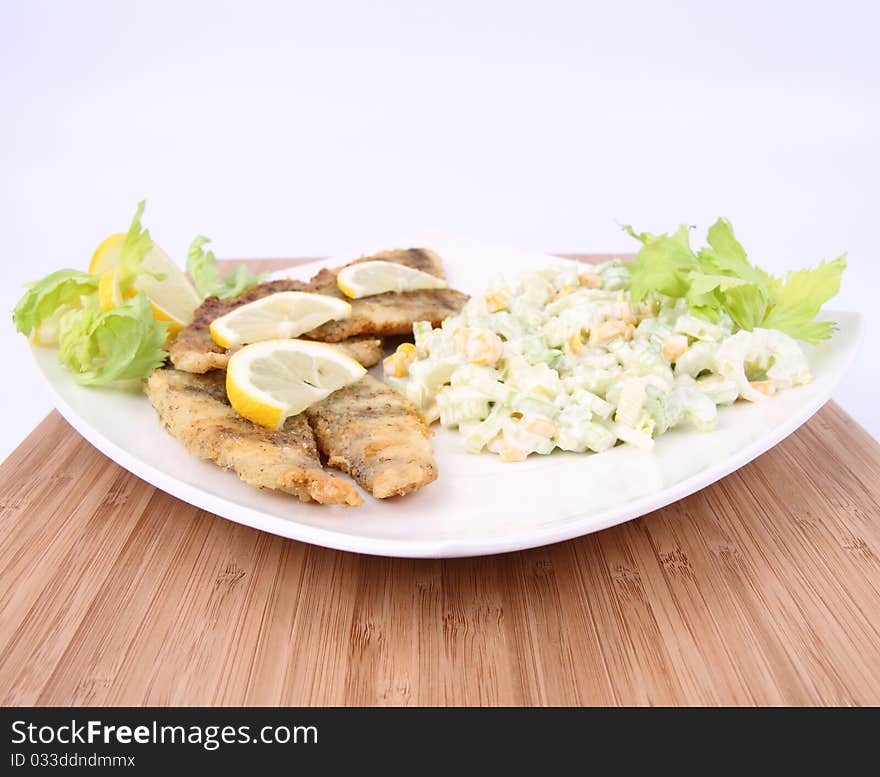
[0,707,875,771]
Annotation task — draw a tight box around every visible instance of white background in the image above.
[1,0,877,462]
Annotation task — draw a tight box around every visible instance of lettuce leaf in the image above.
[57,294,170,385]
[187,235,264,299]
[12,269,99,335]
[118,200,161,289]
[625,218,845,341]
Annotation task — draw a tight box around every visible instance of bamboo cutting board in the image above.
[1,256,879,706]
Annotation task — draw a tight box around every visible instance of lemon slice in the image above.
[97,265,187,338]
[149,301,188,339]
[89,232,126,274]
[226,339,366,428]
[97,267,137,311]
[89,233,200,328]
[209,292,351,349]
[336,260,448,299]
[132,243,201,325]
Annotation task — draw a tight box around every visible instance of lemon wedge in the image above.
[209,292,351,349]
[226,339,366,428]
[336,260,448,299]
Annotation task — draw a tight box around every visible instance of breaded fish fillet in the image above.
[169,278,383,373]
[303,248,469,342]
[145,368,362,507]
[305,375,437,498]
[169,248,468,370]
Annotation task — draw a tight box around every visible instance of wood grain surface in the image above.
[1,256,878,707]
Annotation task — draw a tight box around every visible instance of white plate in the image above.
[32,233,862,558]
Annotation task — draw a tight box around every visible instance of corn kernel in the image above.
[452,327,470,356]
[565,332,584,355]
[382,353,409,378]
[579,272,602,288]
[383,341,418,377]
[750,380,777,396]
[382,355,400,377]
[661,334,689,363]
[501,444,527,462]
[488,437,527,462]
[525,418,556,438]
[638,300,659,320]
[590,319,632,345]
[484,288,510,312]
[465,331,504,366]
[493,440,529,461]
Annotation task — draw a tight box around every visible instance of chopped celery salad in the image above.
[385,219,846,462]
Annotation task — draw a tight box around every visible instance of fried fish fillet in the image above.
[305,374,437,498]
[303,248,469,342]
[169,248,468,370]
[145,368,362,506]
[169,278,384,373]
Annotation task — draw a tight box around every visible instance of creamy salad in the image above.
[385,257,818,462]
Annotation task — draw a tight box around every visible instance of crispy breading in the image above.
[145,368,362,507]
[172,327,383,374]
[169,249,468,371]
[305,375,438,499]
[303,248,468,342]
[170,279,305,373]
[169,279,385,373]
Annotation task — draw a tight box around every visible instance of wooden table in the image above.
[1,256,879,707]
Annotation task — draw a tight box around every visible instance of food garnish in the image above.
[624,218,846,343]
[209,291,351,349]
[226,339,367,429]
[187,236,265,300]
[336,259,448,299]
[13,202,263,386]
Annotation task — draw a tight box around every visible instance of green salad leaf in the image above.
[761,255,847,343]
[118,200,163,288]
[187,235,264,299]
[57,294,170,385]
[693,219,770,330]
[13,269,99,336]
[684,273,752,324]
[625,218,846,342]
[699,219,765,286]
[622,224,697,302]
